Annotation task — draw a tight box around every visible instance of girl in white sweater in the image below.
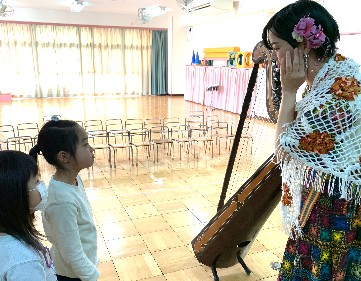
[30,118,99,281]
[0,150,57,281]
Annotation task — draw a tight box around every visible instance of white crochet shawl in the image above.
[277,54,361,236]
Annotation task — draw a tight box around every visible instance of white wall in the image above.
[323,0,361,34]
[184,11,270,60]
[168,16,188,95]
[338,34,361,65]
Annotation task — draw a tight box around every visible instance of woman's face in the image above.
[268,31,295,66]
[28,174,41,213]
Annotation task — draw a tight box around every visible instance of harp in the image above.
[191,41,282,280]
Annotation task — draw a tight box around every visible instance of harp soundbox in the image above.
[191,154,281,268]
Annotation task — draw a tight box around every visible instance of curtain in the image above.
[151,30,168,95]
[92,27,125,95]
[124,29,151,96]
[0,23,36,97]
[0,23,154,97]
[34,25,82,97]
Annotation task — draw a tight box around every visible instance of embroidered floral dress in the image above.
[277,54,361,281]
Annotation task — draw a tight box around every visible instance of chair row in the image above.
[0,113,227,143]
[0,115,253,167]
[88,121,244,167]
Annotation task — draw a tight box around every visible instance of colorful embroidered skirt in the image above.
[278,186,361,281]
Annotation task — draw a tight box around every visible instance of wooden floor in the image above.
[0,95,288,281]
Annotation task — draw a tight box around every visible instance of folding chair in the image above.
[171,125,192,160]
[129,128,151,166]
[149,126,174,162]
[6,136,34,152]
[0,124,16,150]
[105,118,133,167]
[144,118,162,130]
[108,130,133,167]
[16,122,39,145]
[190,127,214,159]
[215,122,235,155]
[84,119,111,167]
[124,119,144,131]
[105,118,124,136]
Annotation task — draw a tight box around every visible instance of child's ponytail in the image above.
[29,144,41,162]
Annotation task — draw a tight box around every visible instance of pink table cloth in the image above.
[185,66,267,117]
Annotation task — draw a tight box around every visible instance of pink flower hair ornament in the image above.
[292,16,326,49]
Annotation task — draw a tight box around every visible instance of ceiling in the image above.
[7,0,335,26]
[9,0,300,18]
[10,0,186,17]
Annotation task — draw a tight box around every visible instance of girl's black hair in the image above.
[29,120,80,168]
[0,150,44,252]
[262,0,340,59]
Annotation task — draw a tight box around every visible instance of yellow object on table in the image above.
[203,47,240,59]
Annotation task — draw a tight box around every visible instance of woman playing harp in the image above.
[262,0,361,280]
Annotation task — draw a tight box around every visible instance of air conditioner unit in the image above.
[182,0,234,14]
[186,0,210,12]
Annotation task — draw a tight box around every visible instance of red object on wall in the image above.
[0,94,12,103]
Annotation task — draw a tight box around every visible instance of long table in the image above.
[185,65,268,118]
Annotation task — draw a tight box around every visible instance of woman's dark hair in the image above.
[0,150,44,252]
[262,0,340,59]
[29,120,80,168]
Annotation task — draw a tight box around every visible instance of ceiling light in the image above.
[0,0,14,17]
[138,6,167,23]
[70,0,84,12]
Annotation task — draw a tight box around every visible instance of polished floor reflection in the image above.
[0,96,287,281]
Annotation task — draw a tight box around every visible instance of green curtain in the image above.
[151,30,168,95]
